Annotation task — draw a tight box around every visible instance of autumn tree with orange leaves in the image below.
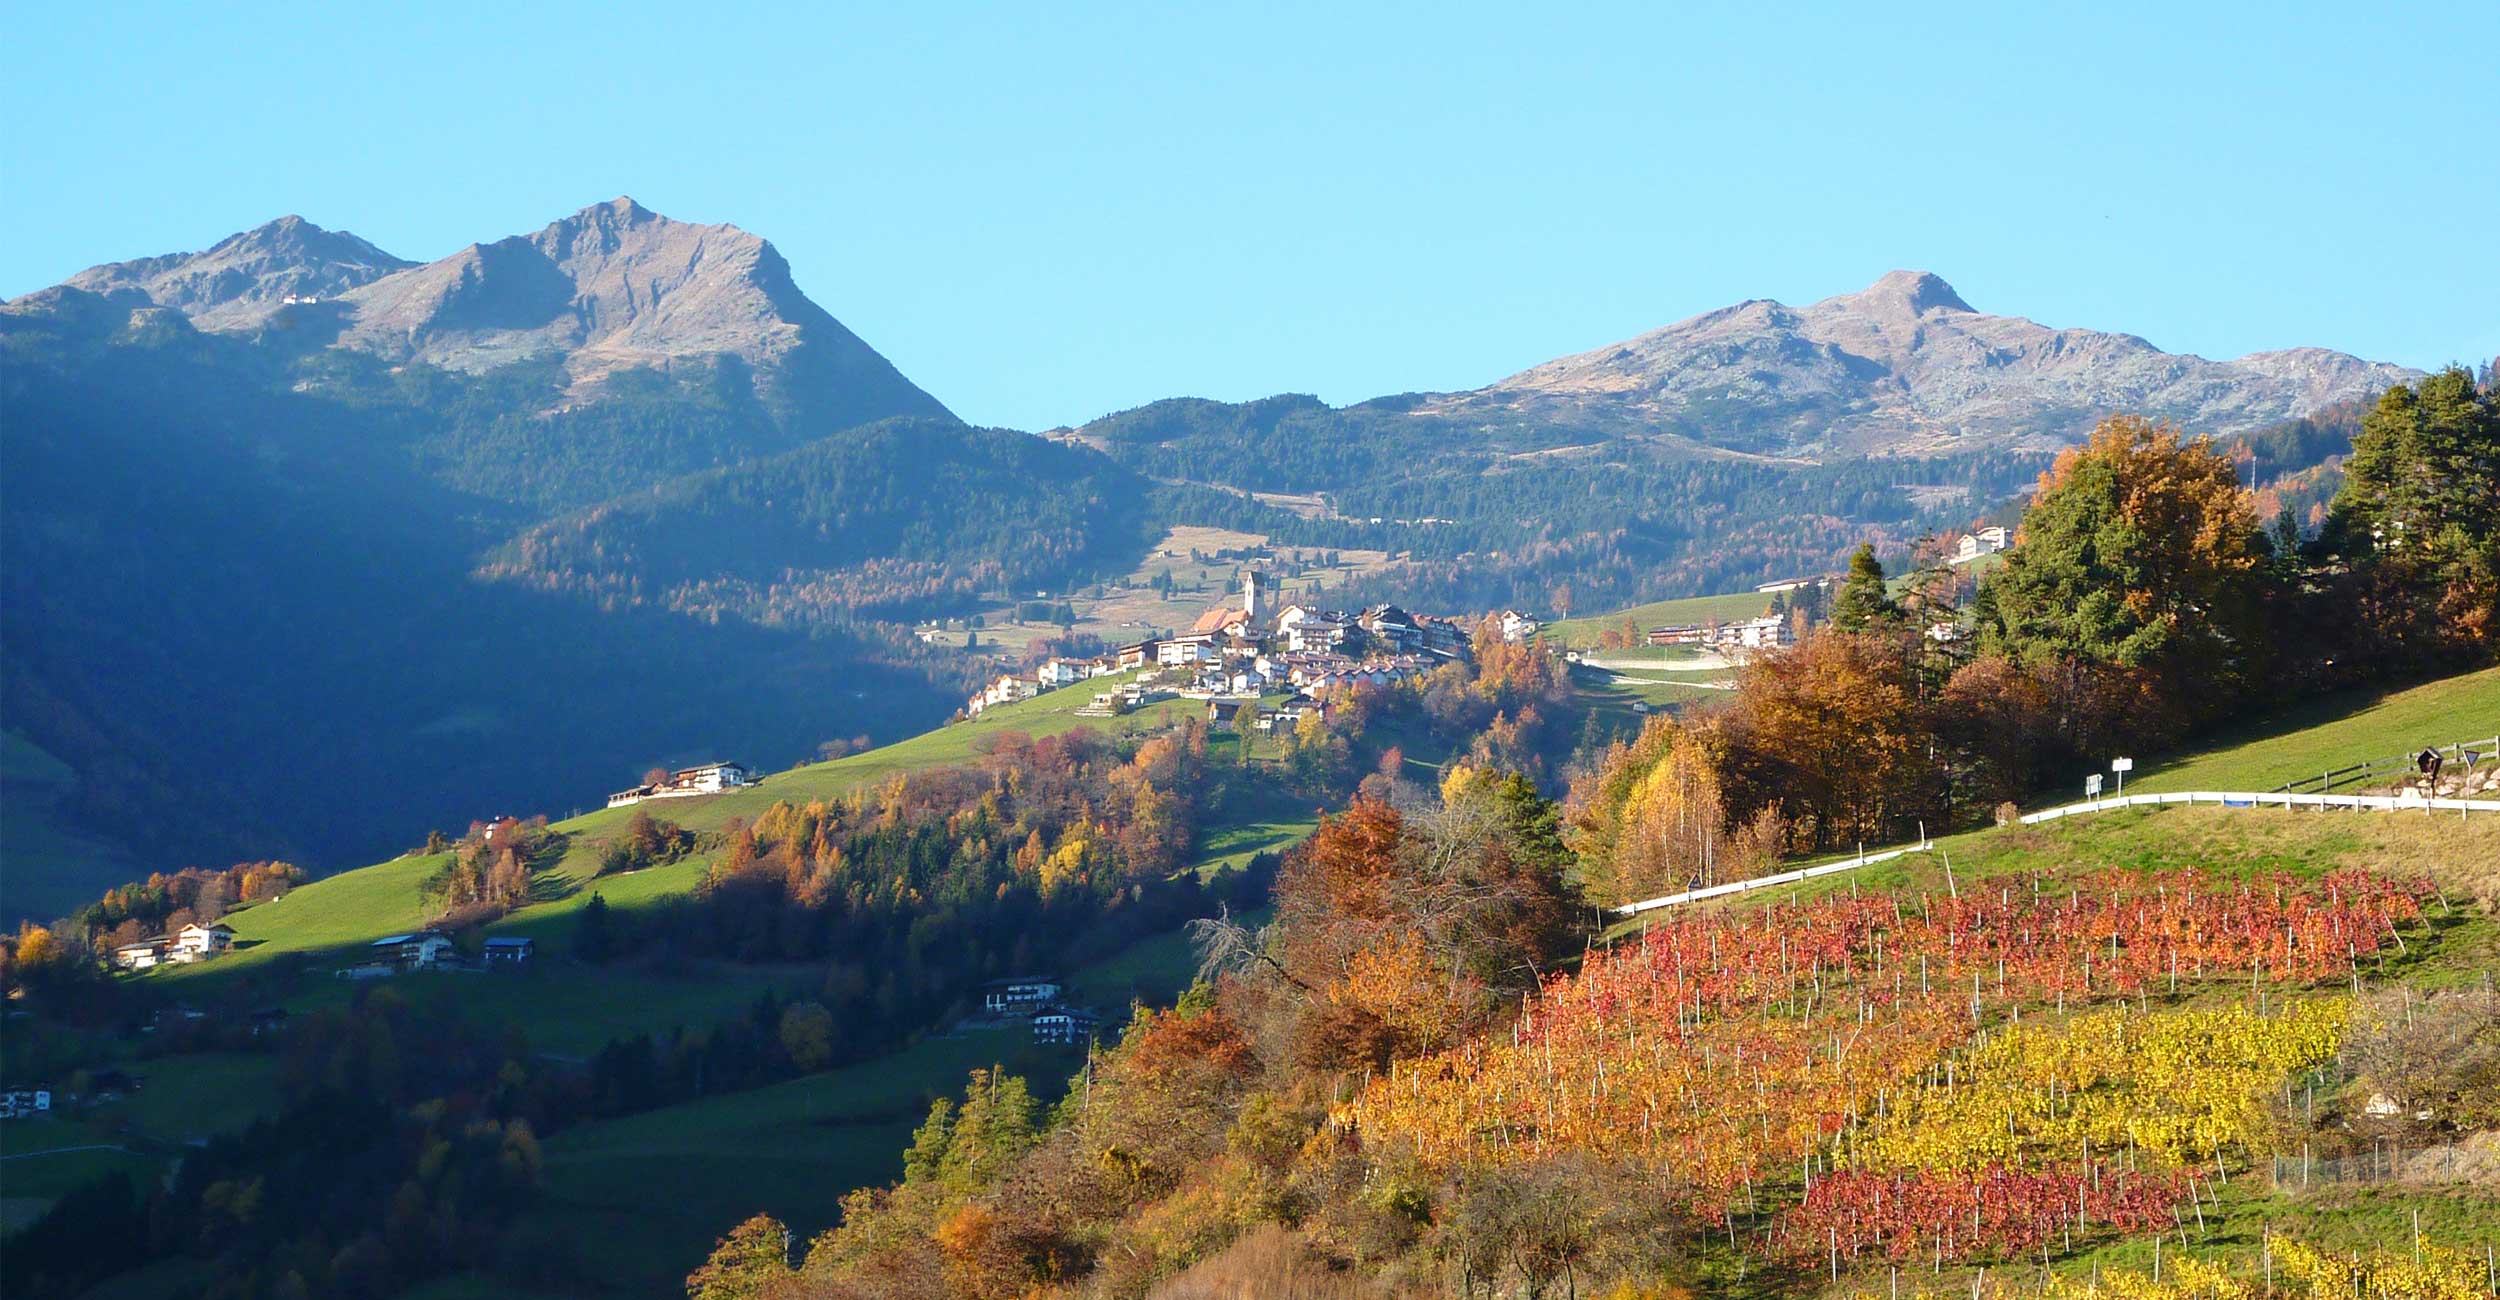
[1263,776,1583,1071]
[1976,414,2269,723]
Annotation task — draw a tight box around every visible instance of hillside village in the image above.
[957,568,1533,733]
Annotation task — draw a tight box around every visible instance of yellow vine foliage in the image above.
[1849,999,2345,1172]
[1853,1240,2483,1300]
[2272,1239,2486,1300]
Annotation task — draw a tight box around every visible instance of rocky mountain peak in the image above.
[17,200,952,432]
[56,215,414,329]
[1441,272,2419,458]
[1834,269,1973,316]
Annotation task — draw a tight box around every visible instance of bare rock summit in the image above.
[1437,271,2419,458]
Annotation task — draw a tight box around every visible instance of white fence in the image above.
[2020,789,2498,823]
[2271,732,2499,795]
[1612,842,1933,917]
[1609,789,2498,918]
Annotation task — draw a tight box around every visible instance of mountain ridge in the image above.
[56,214,415,329]
[1426,269,2420,457]
[25,196,953,426]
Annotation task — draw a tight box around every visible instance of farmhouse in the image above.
[609,760,755,808]
[983,976,1063,1014]
[113,937,171,970]
[966,673,1041,717]
[0,1088,54,1118]
[1952,526,2012,565]
[110,922,236,970]
[369,930,456,970]
[1716,614,1793,649]
[1032,1005,1103,1045]
[1114,638,1162,669]
[1647,614,1792,651]
[1495,610,1541,643]
[174,921,236,961]
[483,936,536,966]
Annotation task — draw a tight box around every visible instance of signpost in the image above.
[2086,773,2104,800]
[2111,757,2133,798]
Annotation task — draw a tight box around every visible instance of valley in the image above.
[2,190,2494,1300]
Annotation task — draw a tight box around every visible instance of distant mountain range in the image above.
[0,201,2436,917]
[40,196,950,429]
[1423,269,2419,459]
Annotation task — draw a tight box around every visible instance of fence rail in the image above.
[2269,1140,2488,1189]
[2271,733,2499,795]
[2020,789,2498,824]
[1612,843,1933,917]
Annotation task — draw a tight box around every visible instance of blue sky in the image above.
[6,3,2492,429]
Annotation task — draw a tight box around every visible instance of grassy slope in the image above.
[2129,665,2500,794]
[163,672,1199,983]
[1546,589,1776,647]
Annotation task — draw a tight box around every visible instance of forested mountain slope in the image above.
[0,206,1069,910]
[482,417,1161,624]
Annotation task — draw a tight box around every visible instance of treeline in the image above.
[575,725,1257,1012]
[67,860,304,948]
[420,816,563,927]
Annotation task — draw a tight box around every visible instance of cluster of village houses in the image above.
[961,571,1538,734]
[981,974,1103,1045]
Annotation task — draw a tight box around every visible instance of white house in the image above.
[1036,659,1087,689]
[172,922,236,963]
[0,1088,53,1119]
[1496,610,1541,643]
[983,977,1062,1014]
[1952,526,2012,565]
[1157,636,1216,666]
[672,762,752,794]
[609,760,756,808]
[483,936,535,966]
[113,938,171,970]
[1287,619,1348,654]
[1726,614,1792,649]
